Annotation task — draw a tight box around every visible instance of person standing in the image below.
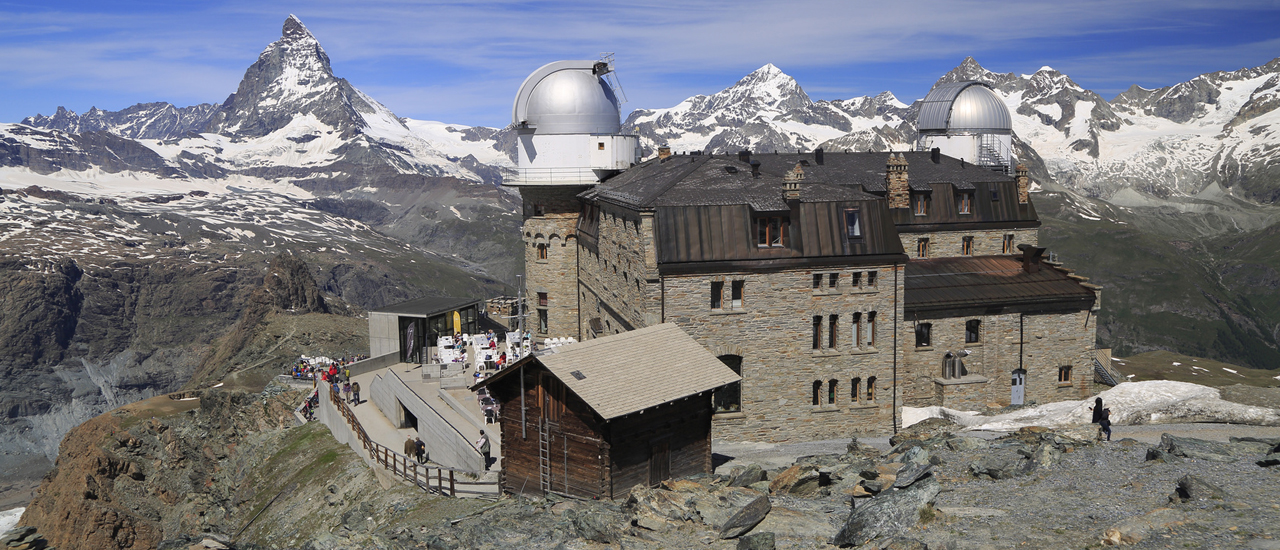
[1090,397,1104,424]
[342,381,351,403]
[404,435,417,460]
[476,430,491,470]
[415,437,427,464]
[1099,408,1113,441]
[351,381,361,405]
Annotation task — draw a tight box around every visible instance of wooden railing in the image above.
[325,384,497,498]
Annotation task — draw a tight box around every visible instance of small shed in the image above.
[472,323,740,500]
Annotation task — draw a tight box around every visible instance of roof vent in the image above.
[570,370,587,380]
[750,160,761,178]
[815,147,824,165]
[738,150,751,163]
[1017,244,1047,274]
[724,166,738,174]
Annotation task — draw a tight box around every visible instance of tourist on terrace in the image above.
[351,381,361,405]
[404,435,416,461]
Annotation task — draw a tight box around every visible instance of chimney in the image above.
[750,159,761,178]
[1015,164,1030,204]
[886,152,910,209]
[658,146,672,160]
[931,147,941,164]
[738,150,751,163]
[814,147,824,165]
[1017,244,1047,274]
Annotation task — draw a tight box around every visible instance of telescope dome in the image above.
[917,81,1011,133]
[514,61,621,135]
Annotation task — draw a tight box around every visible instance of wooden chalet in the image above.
[472,323,740,499]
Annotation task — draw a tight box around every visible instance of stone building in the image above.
[507,65,1101,441]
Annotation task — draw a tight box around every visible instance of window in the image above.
[867,271,877,287]
[828,273,838,289]
[867,311,877,346]
[916,238,929,258]
[851,272,861,288]
[958,192,973,214]
[915,322,932,348]
[1058,365,1073,383]
[852,312,863,347]
[991,189,1000,202]
[828,379,838,405]
[844,209,862,239]
[866,376,876,401]
[913,194,928,216]
[812,380,822,406]
[731,280,744,309]
[828,315,838,348]
[537,243,548,260]
[756,216,789,247]
[538,309,548,333]
[533,204,546,216]
[597,142,605,150]
[850,377,862,404]
[711,281,723,310]
[812,316,822,350]
[965,319,981,343]
[713,355,742,413]
[1003,234,1015,254]
[538,292,548,307]
[812,274,822,289]
[962,236,974,256]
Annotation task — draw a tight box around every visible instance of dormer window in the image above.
[958,192,973,214]
[844,209,862,239]
[756,216,789,247]
[913,194,928,216]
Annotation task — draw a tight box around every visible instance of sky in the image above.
[1,0,1279,129]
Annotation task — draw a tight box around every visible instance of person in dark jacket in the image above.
[1090,397,1104,423]
[1099,408,1112,441]
[415,438,426,464]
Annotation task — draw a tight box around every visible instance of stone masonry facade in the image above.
[521,186,585,339]
[900,228,1039,259]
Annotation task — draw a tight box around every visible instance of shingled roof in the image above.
[474,323,740,420]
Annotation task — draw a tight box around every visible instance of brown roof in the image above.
[905,256,1096,313]
[475,323,740,420]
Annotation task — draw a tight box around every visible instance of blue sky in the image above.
[1,0,1278,128]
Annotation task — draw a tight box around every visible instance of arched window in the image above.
[850,377,862,404]
[866,376,877,401]
[812,380,822,406]
[828,379,838,405]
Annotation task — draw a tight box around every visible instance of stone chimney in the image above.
[1015,164,1030,204]
[658,146,672,160]
[783,162,804,200]
[1017,243,1047,274]
[886,153,910,209]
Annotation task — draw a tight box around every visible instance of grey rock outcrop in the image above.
[1157,433,1239,462]
[832,475,941,547]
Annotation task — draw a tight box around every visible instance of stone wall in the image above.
[658,265,905,441]
[898,228,1038,259]
[520,186,586,339]
[577,203,657,339]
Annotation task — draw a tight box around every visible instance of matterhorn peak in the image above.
[282,14,315,42]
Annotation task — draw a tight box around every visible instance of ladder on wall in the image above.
[538,419,551,495]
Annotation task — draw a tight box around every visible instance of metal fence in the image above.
[325,383,497,498]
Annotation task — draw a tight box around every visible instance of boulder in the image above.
[968,456,1025,480]
[566,507,620,544]
[1158,433,1237,462]
[892,462,934,489]
[1144,447,1182,463]
[1258,453,1280,467]
[736,531,776,550]
[689,487,771,539]
[945,436,988,452]
[1029,443,1063,468]
[890,417,957,446]
[1101,508,1186,546]
[769,464,822,496]
[625,485,697,528]
[1226,437,1276,454]
[1169,474,1229,503]
[748,480,771,493]
[831,475,941,547]
[728,464,767,487]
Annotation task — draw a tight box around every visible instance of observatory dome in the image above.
[514,61,621,135]
[916,81,1011,133]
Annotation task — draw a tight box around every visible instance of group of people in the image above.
[288,355,368,381]
[333,379,361,406]
[405,435,428,464]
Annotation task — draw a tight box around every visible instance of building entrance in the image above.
[1010,369,1026,405]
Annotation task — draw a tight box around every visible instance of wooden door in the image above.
[648,441,670,487]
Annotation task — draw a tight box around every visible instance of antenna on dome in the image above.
[599,52,628,106]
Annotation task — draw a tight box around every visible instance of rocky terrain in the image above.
[10,385,1280,549]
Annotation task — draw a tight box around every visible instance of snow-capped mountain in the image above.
[624,57,1280,207]
[20,103,219,140]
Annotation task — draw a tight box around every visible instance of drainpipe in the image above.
[892,264,899,434]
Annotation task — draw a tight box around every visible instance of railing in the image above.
[509,167,602,186]
[324,382,497,498]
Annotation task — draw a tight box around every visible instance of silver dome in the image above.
[917,81,1011,133]
[513,60,620,135]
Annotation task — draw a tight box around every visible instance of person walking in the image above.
[415,437,426,464]
[404,435,417,460]
[351,381,361,405]
[1099,407,1113,441]
[475,430,492,470]
[342,381,351,403]
[1090,397,1104,424]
